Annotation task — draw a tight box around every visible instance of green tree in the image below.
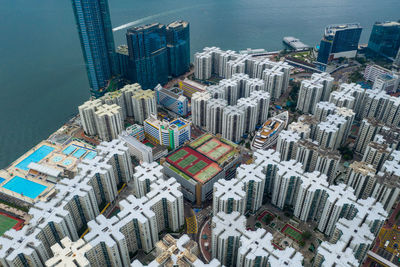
[302,231,312,240]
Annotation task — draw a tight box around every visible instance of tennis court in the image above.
[178,155,198,168]
[197,139,219,154]
[0,213,20,235]
[190,134,213,148]
[208,145,231,160]
[282,224,303,242]
[187,161,208,175]
[194,164,221,183]
[167,146,222,183]
[197,138,233,161]
[169,149,188,162]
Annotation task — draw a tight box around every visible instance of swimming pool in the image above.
[63,145,76,155]
[72,148,86,158]
[3,176,47,199]
[52,156,63,163]
[16,145,55,171]
[63,159,73,166]
[0,178,5,184]
[84,151,97,160]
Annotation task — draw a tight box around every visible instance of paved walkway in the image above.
[199,219,212,262]
[186,215,197,234]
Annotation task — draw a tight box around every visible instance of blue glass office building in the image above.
[71,0,118,97]
[166,21,190,77]
[368,21,400,59]
[126,21,190,89]
[126,23,169,89]
[317,24,362,65]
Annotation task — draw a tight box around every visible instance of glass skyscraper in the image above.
[126,23,169,89]
[368,21,400,59]
[317,23,362,66]
[166,21,190,77]
[71,0,118,97]
[126,21,190,90]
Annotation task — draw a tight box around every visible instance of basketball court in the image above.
[282,224,303,242]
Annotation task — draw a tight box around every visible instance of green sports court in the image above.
[282,224,303,242]
[187,160,208,175]
[178,155,198,168]
[0,213,20,235]
[168,149,188,162]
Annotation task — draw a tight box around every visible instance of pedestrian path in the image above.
[186,215,197,234]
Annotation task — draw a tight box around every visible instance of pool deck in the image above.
[0,139,96,204]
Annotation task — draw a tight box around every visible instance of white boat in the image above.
[251,111,289,150]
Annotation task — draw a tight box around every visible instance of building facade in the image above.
[71,0,117,97]
[317,24,362,67]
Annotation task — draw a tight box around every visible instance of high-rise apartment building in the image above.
[211,212,246,266]
[346,161,377,199]
[213,179,246,215]
[296,139,341,183]
[194,51,212,80]
[313,101,337,122]
[297,73,334,114]
[97,139,133,185]
[192,91,211,129]
[363,140,391,172]
[222,106,245,143]
[219,78,240,105]
[354,118,383,154]
[71,0,117,97]
[45,237,91,267]
[94,104,124,141]
[317,24,362,67]
[131,89,157,123]
[194,47,291,99]
[276,130,301,161]
[237,229,303,267]
[79,99,103,136]
[236,164,266,213]
[132,162,163,198]
[84,215,131,267]
[250,90,270,126]
[237,97,258,134]
[207,85,226,99]
[102,90,127,119]
[206,98,227,135]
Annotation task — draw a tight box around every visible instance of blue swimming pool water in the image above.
[16,145,54,171]
[63,145,76,155]
[63,159,73,166]
[0,178,5,184]
[84,151,97,160]
[52,156,62,163]
[72,148,86,158]
[3,176,47,199]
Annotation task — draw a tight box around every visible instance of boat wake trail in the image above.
[113,5,209,32]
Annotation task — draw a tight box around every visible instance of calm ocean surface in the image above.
[0,0,399,168]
